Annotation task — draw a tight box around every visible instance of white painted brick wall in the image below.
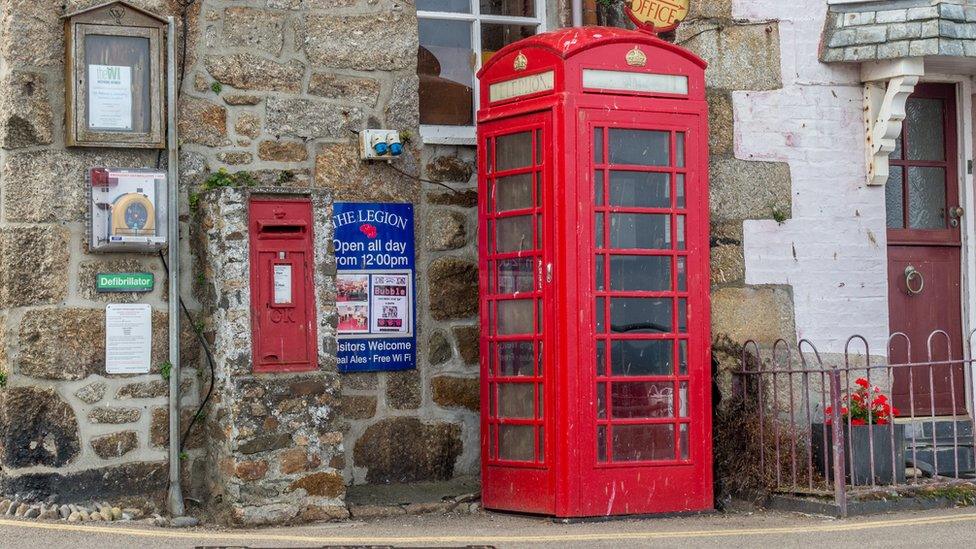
[734,0,890,354]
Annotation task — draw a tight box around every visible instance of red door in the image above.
[479,112,555,513]
[575,110,711,515]
[887,83,966,416]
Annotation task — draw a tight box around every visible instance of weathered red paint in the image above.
[477,27,712,517]
[888,83,965,416]
[249,198,318,373]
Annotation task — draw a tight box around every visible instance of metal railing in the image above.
[732,329,976,516]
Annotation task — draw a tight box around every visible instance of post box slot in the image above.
[258,220,306,233]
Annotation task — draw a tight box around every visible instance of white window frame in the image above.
[418,0,547,145]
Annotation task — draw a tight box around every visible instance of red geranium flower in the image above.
[855,378,870,388]
[851,418,866,426]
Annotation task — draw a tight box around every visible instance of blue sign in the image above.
[333,203,416,373]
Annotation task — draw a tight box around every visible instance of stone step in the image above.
[905,445,976,476]
[903,419,973,445]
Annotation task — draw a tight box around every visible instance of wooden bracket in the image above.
[862,58,925,186]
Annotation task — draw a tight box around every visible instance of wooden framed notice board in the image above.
[64,1,167,149]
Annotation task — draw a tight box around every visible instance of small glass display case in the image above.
[89,167,168,252]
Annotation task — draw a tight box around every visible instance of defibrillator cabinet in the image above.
[477,27,711,517]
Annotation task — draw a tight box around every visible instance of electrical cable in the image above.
[385,161,465,195]
[158,250,216,453]
[156,0,210,453]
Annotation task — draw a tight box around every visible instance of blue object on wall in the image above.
[333,202,416,373]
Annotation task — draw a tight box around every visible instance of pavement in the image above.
[0,506,975,548]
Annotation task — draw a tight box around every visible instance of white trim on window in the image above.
[421,124,477,145]
[418,0,547,145]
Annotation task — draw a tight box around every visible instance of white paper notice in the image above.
[105,304,152,374]
[89,64,133,130]
[273,265,293,304]
[370,273,410,334]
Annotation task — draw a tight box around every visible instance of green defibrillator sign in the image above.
[96,272,154,293]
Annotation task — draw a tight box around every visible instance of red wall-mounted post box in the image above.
[249,198,318,373]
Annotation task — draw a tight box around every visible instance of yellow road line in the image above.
[0,511,973,544]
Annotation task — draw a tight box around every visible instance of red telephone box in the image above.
[249,198,318,373]
[477,27,711,517]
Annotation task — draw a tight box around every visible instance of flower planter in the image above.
[811,423,906,485]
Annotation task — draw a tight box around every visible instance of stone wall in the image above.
[671,2,797,365]
[0,0,484,508]
[196,187,345,525]
[0,0,206,505]
[340,145,480,485]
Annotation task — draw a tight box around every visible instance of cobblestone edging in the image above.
[822,2,976,62]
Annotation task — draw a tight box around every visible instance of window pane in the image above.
[498,383,534,418]
[611,298,672,334]
[676,132,685,167]
[609,129,669,166]
[594,128,604,164]
[481,23,536,66]
[499,425,534,461]
[480,0,535,17]
[609,171,670,208]
[85,35,152,133]
[886,166,904,229]
[676,215,686,250]
[610,297,672,334]
[676,174,685,208]
[596,340,606,376]
[679,382,688,417]
[497,258,533,294]
[610,255,670,291]
[906,97,945,161]
[499,341,534,376]
[498,299,533,334]
[597,425,608,462]
[678,339,688,375]
[678,298,687,333]
[907,167,946,229]
[495,131,533,171]
[611,339,672,376]
[495,173,533,212]
[597,382,606,418]
[610,214,670,249]
[418,0,471,12]
[595,213,604,248]
[596,297,605,333]
[594,171,604,205]
[679,424,689,460]
[496,215,533,252]
[612,424,674,461]
[611,382,674,418]
[595,255,605,291]
[677,256,687,292]
[418,19,473,126]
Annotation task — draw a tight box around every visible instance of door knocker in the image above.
[904,265,924,296]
